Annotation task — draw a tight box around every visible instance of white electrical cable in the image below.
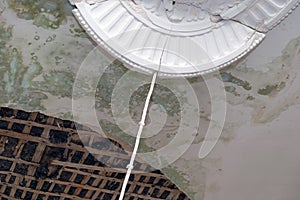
[118,71,158,200]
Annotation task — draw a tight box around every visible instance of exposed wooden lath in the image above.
[0,107,190,200]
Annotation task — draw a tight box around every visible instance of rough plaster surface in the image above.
[1,1,300,199]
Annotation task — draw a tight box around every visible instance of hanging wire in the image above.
[118,71,158,200]
[118,32,169,199]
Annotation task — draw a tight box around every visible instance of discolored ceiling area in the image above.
[1,1,300,200]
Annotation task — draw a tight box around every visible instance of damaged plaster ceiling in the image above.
[71,0,300,76]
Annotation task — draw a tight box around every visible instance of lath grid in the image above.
[0,107,189,200]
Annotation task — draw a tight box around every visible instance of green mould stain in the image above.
[69,23,87,38]
[225,86,240,96]
[38,70,75,98]
[0,23,80,109]
[0,23,47,110]
[257,82,286,96]
[8,0,74,29]
[221,72,252,91]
